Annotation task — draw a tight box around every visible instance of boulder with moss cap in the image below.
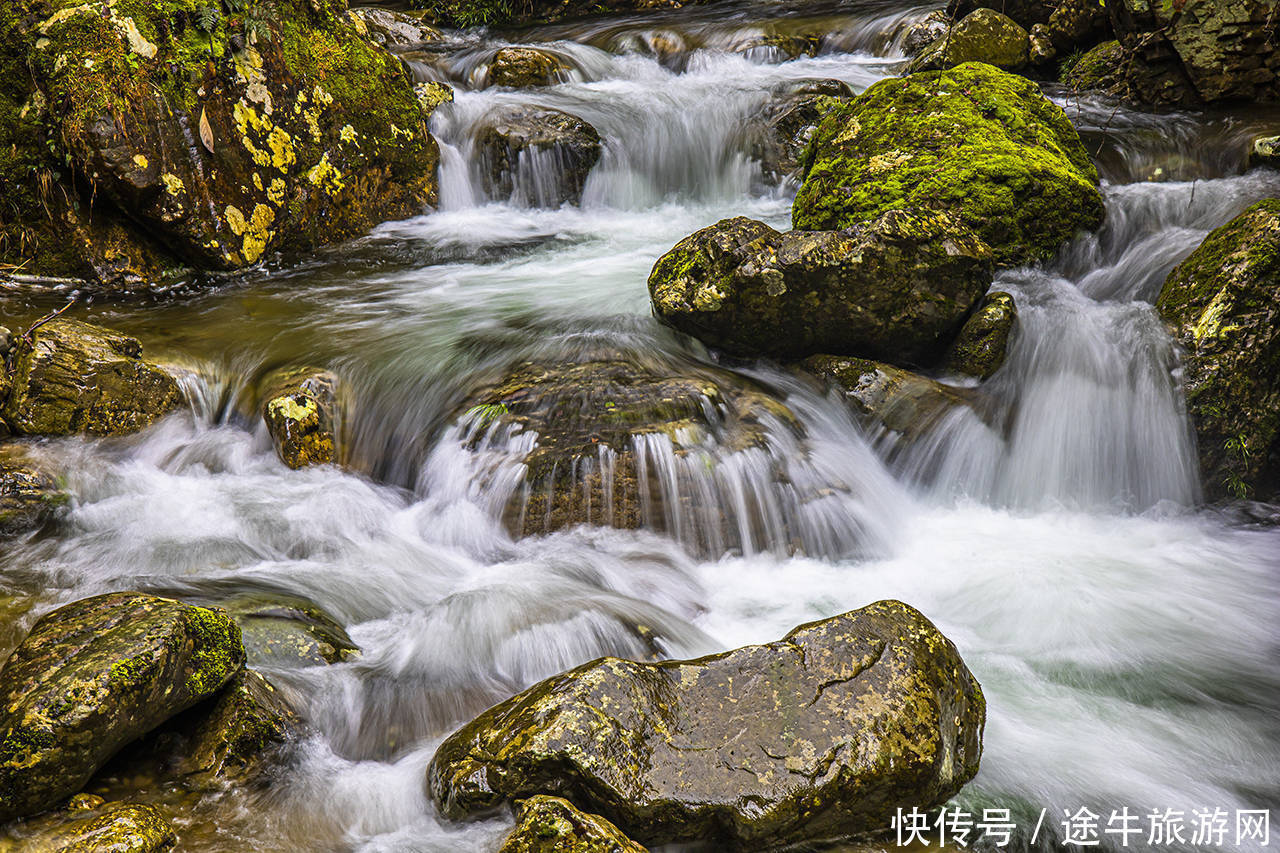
[428,600,985,849]
[499,796,648,853]
[793,62,1103,268]
[0,592,244,821]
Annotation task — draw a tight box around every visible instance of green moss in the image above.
[109,655,151,686]
[182,606,244,698]
[1061,40,1124,91]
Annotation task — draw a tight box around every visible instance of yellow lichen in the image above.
[339,124,358,144]
[161,173,184,195]
[266,126,296,172]
[306,153,345,194]
[267,178,286,207]
[132,154,148,170]
[225,205,247,235]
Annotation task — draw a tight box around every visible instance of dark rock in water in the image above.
[476,107,602,206]
[1249,136,1280,170]
[794,62,1103,268]
[648,213,993,363]
[1,319,181,437]
[261,366,339,469]
[945,291,1018,379]
[908,10,1030,73]
[0,592,244,821]
[348,7,442,50]
[753,82,852,183]
[1156,199,1280,502]
[221,592,359,667]
[0,447,69,538]
[428,600,985,849]
[499,796,648,853]
[3,799,175,852]
[1061,39,1127,92]
[484,47,570,88]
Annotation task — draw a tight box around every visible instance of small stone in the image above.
[0,446,69,538]
[945,291,1018,379]
[484,47,569,88]
[260,366,338,469]
[499,796,648,853]
[475,107,601,206]
[908,9,1030,73]
[1248,135,1280,169]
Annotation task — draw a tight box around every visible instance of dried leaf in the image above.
[198,106,214,154]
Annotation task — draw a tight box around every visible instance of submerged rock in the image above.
[1156,199,1280,502]
[221,592,358,667]
[485,47,570,88]
[2,319,181,437]
[648,212,993,363]
[0,447,69,537]
[945,291,1018,378]
[909,10,1030,73]
[0,593,243,821]
[429,600,985,848]
[793,62,1103,268]
[476,107,602,206]
[4,800,175,852]
[499,796,648,853]
[261,366,338,469]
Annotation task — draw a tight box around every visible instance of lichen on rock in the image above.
[945,291,1018,378]
[260,366,338,469]
[499,796,649,853]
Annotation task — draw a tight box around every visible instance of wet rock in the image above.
[348,7,442,50]
[753,83,852,183]
[1249,136,1280,170]
[947,0,1054,27]
[0,447,69,537]
[261,366,338,469]
[1061,39,1126,92]
[648,212,993,363]
[0,0,438,289]
[793,62,1103,268]
[1,319,181,437]
[3,800,175,852]
[500,796,648,853]
[221,592,358,667]
[908,10,1030,73]
[801,355,980,440]
[1028,23,1057,65]
[475,107,601,206]
[1043,0,1108,52]
[1156,199,1280,502]
[484,47,570,88]
[428,600,985,849]
[733,32,823,63]
[0,592,244,821]
[416,81,455,121]
[945,291,1018,378]
[900,11,951,57]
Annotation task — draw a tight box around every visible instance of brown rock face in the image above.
[484,47,570,88]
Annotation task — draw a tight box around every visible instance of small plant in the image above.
[467,402,509,427]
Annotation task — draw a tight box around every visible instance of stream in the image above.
[2,0,1279,850]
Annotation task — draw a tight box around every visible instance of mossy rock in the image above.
[0,446,70,537]
[0,0,438,287]
[947,0,1054,27]
[752,82,852,183]
[484,47,569,88]
[1249,135,1280,170]
[3,799,175,852]
[220,592,358,667]
[500,796,648,853]
[908,9,1030,73]
[0,592,244,821]
[475,107,601,206]
[1156,199,1280,502]
[648,213,993,363]
[944,291,1018,378]
[2,319,181,437]
[1060,39,1126,92]
[793,62,1103,268]
[260,366,338,469]
[428,600,985,849]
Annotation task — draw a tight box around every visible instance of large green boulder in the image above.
[793,62,1103,268]
[499,796,648,853]
[1,319,181,436]
[1156,199,1280,502]
[648,213,993,362]
[3,799,175,852]
[908,9,1030,73]
[0,0,438,288]
[428,600,985,849]
[0,592,244,821]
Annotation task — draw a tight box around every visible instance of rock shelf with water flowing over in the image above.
[1,0,1279,851]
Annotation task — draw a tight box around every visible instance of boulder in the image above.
[0,0,438,289]
[260,366,338,469]
[416,81,455,119]
[428,600,985,849]
[0,592,244,821]
[947,0,1054,27]
[499,796,648,853]
[945,291,1018,378]
[647,212,993,362]
[484,47,569,88]
[900,11,951,57]
[220,592,358,667]
[347,7,442,50]
[0,447,69,537]
[753,82,852,183]
[908,10,1031,73]
[1249,135,1280,170]
[3,800,175,852]
[1060,39,1127,92]
[1156,199,1280,502]
[2,319,181,437]
[476,108,602,206]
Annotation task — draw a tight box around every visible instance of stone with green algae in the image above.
[792,62,1103,268]
[0,592,244,821]
[945,291,1018,379]
[4,800,175,852]
[499,796,648,853]
[428,600,985,849]
[908,9,1030,73]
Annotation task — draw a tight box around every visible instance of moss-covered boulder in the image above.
[261,366,338,469]
[945,291,1018,378]
[0,0,438,289]
[484,47,569,88]
[2,319,181,437]
[908,10,1030,73]
[0,592,244,821]
[793,62,1103,268]
[3,800,175,852]
[500,796,648,853]
[221,592,358,667]
[648,213,993,363]
[1250,135,1280,170]
[476,107,601,206]
[0,447,69,537]
[1156,199,1280,502]
[1061,39,1126,92]
[429,600,984,849]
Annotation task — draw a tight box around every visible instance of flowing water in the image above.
[2,1,1280,850]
